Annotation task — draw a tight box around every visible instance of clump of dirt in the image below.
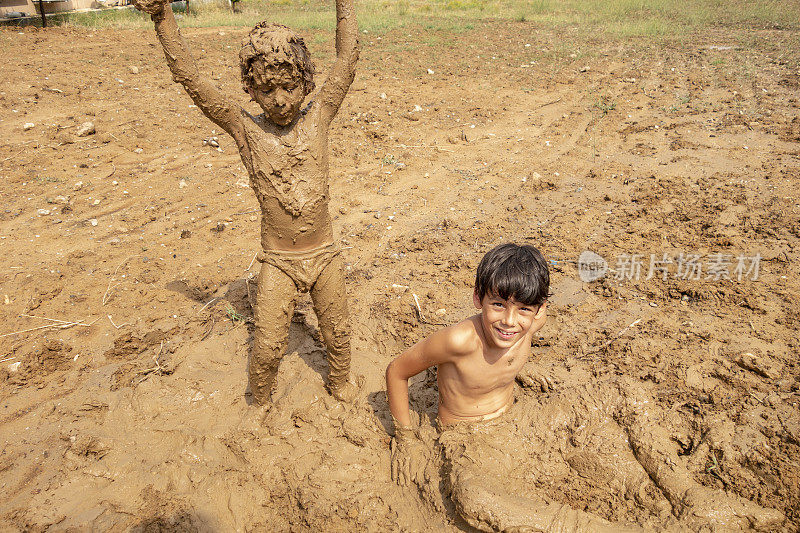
[4,339,73,387]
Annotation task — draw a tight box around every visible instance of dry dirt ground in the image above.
[0,18,799,532]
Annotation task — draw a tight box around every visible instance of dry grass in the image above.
[54,0,798,37]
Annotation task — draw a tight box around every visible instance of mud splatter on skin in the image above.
[135,0,359,404]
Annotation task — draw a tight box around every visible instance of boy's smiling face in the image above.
[248,63,307,126]
[473,292,547,350]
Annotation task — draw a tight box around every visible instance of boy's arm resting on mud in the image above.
[385,325,473,429]
[317,0,359,127]
[386,326,471,487]
[136,0,244,142]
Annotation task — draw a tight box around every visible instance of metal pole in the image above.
[38,0,47,27]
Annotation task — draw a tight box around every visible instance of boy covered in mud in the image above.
[386,243,783,532]
[133,0,359,404]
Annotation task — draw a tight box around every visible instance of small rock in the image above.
[73,181,84,191]
[108,237,121,245]
[427,69,434,74]
[23,122,35,131]
[434,308,447,317]
[37,208,51,216]
[92,199,101,206]
[203,137,219,148]
[211,222,226,233]
[235,177,250,188]
[46,195,69,205]
[339,207,348,215]
[111,180,118,186]
[8,361,21,372]
[134,148,143,154]
[76,121,96,137]
[90,219,98,226]
[380,93,387,99]
[128,65,139,74]
[374,211,382,219]
[413,105,422,112]
[580,66,590,73]
[179,179,188,189]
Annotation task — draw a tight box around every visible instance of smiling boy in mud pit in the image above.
[386,243,784,532]
[132,0,360,406]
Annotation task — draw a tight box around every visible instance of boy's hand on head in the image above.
[132,0,169,15]
[516,361,556,392]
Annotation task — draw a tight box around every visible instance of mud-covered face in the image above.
[248,63,307,126]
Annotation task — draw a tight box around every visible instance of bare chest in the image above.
[449,346,530,393]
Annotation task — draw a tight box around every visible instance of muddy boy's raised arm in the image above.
[317,0,359,127]
[134,0,244,142]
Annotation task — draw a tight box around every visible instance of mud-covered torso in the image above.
[238,107,333,250]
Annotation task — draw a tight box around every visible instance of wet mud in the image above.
[1,19,799,532]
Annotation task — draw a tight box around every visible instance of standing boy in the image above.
[133,0,359,405]
[386,243,783,532]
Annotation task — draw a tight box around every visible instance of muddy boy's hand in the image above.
[516,361,556,392]
[390,426,428,487]
[132,0,169,15]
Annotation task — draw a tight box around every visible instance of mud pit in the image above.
[1,20,799,531]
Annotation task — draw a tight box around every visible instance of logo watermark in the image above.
[577,252,761,282]
[578,251,608,282]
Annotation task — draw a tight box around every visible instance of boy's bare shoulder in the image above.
[435,316,482,358]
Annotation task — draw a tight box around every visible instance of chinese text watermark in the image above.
[578,252,760,283]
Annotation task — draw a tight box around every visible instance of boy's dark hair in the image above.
[475,243,550,308]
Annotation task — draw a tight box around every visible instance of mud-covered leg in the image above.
[564,419,671,518]
[250,262,297,406]
[439,422,645,533]
[310,253,356,401]
[613,378,784,530]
